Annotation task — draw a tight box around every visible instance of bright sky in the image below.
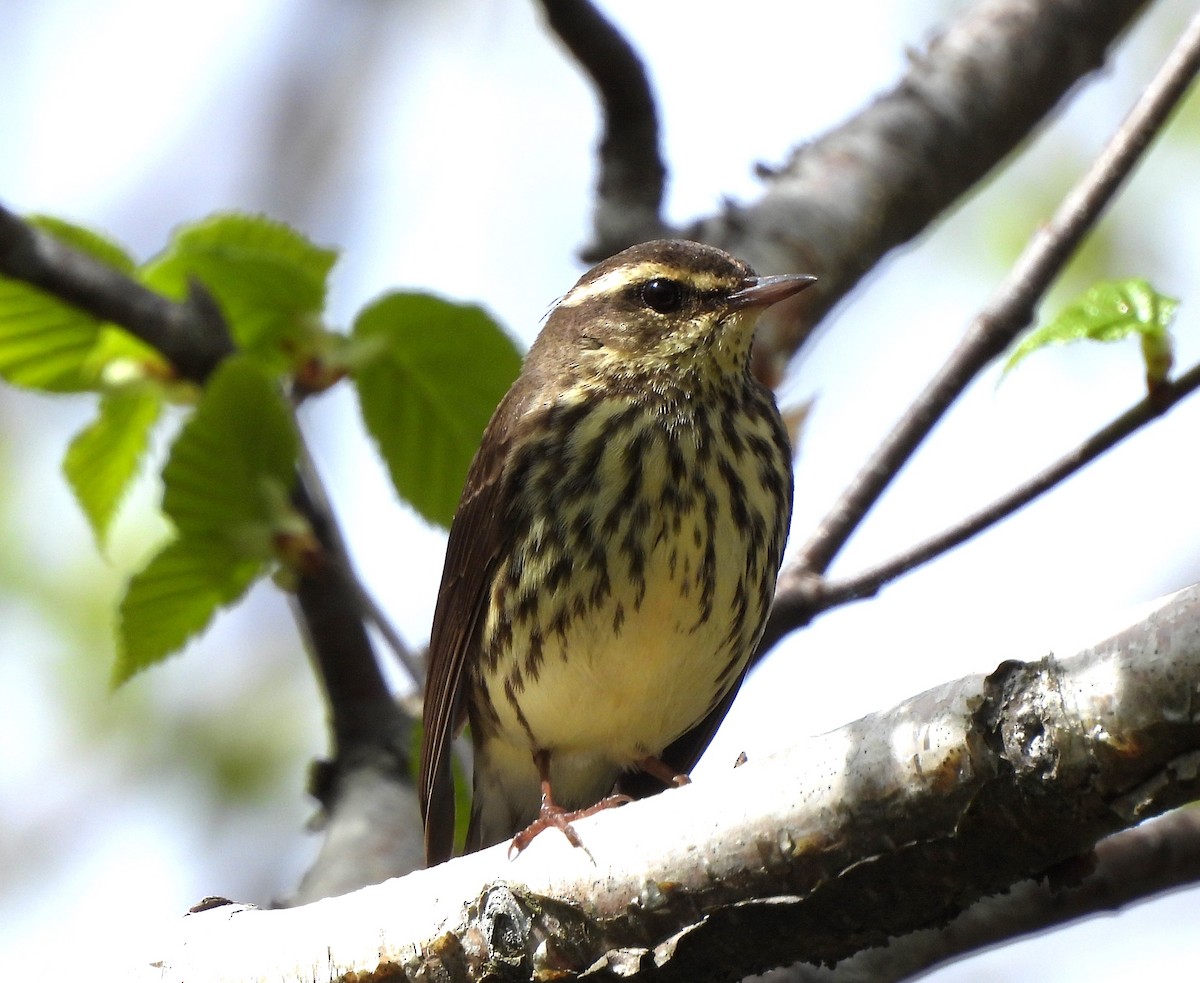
[1,0,1198,978]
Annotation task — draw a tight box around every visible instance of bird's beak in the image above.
[727,273,818,311]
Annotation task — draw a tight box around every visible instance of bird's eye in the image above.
[640,278,685,314]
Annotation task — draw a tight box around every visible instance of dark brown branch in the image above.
[536,0,670,258]
[295,432,421,685]
[757,808,1200,983]
[759,5,1200,652]
[872,808,1200,982]
[694,0,1152,366]
[0,203,235,379]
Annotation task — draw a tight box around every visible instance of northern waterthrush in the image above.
[419,239,815,865]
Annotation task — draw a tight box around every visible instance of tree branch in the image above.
[851,808,1200,982]
[695,0,1152,379]
[763,356,1200,640]
[760,3,1200,652]
[130,584,1200,981]
[535,0,670,258]
[755,808,1200,982]
[0,203,234,379]
[294,429,421,686]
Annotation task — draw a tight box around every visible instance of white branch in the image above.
[130,585,1200,982]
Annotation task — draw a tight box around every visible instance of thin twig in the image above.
[294,428,423,687]
[821,358,1200,612]
[762,8,1200,649]
[536,0,671,258]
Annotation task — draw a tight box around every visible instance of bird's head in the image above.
[534,239,816,388]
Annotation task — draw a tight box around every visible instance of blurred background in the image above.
[1,0,1198,978]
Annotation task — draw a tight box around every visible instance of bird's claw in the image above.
[507,792,633,858]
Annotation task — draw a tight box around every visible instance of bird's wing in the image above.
[419,384,528,866]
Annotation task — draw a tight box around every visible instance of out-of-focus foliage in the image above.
[0,213,520,679]
[1003,279,1178,392]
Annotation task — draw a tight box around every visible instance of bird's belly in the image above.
[480,509,763,770]
[510,596,726,760]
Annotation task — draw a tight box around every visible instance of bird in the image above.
[418,238,815,865]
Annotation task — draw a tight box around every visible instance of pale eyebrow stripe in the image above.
[557,264,731,307]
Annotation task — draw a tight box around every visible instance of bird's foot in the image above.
[507,792,633,858]
[635,754,691,787]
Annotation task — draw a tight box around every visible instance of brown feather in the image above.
[418,379,535,865]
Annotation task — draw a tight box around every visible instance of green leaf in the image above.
[1003,279,1179,385]
[161,356,299,555]
[31,215,137,275]
[114,537,264,683]
[64,383,164,550]
[0,289,103,391]
[0,218,137,392]
[352,292,521,527]
[113,357,305,681]
[141,213,337,365]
